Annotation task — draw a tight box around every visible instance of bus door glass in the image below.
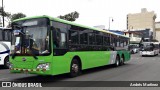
[52,21,68,56]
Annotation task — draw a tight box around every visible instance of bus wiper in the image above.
[27,40,38,59]
[28,48,38,59]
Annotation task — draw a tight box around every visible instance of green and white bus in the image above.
[9,15,130,77]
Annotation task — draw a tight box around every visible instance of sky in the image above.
[1,0,160,30]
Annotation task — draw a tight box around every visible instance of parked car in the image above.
[129,44,139,54]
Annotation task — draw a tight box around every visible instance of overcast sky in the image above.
[2,0,160,30]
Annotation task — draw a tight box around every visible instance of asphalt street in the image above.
[1,53,160,90]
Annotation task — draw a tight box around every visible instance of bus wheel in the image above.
[70,59,81,77]
[131,50,134,54]
[120,56,125,65]
[114,55,120,67]
[4,57,9,69]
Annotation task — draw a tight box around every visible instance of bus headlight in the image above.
[36,63,50,70]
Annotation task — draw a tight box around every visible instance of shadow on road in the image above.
[0,66,8,70]
[141,55,158,57]
[81,64,130,76]
[12,64,131,83]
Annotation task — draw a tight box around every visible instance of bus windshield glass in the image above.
[0,28,12,41]
[11,18,50,56]
[141,43,154,51]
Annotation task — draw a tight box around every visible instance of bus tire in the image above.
[69,59,81,77]
[114,55,120,67]
[131,50,134,54]
[4,56,9,69]
[120,55,125,65]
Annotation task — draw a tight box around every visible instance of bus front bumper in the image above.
[10,68,51,75]
[140,51,154,56]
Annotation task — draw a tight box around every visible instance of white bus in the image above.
[0,27,12,68]
[140,42,160,56]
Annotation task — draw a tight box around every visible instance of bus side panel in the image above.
[80,51,110,69]
[52,55,71,75]
[123,51,131,61]
[109,51,117,64]
[51,51,130,76]
[52,51,111,75]
[117,50,131,62]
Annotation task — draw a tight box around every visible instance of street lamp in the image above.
[108,17,113,30]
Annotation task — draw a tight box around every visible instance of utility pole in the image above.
[108,17,110,30]
[2,0,5,27]
[108,17,113,30]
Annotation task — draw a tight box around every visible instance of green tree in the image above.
[6,13,26,28]
[0,7,11,27]
[0,7,26,27]
[0,7,11,17]
[11,13,26,21]
[58,11,79,21]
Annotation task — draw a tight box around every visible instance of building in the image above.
[124,30,142,44]
[108,29,150,44]
[108,30,124,35]
[127,8,157,39]
[155,22,160,41]
[124,29,152,44]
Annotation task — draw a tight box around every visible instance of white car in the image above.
[131,48,139,54]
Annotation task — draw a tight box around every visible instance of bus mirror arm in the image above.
[50,26,54,30]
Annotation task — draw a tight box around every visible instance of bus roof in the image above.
[13,15,129,39]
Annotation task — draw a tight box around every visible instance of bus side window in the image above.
[60,33,67,48]
[53,29,60,48]
[69,30,79,44]
[52,21,68,56]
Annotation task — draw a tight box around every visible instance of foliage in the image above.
[0,7,11,17]
[11,13,26,21]
[58,11,79,21]
[0,7,26,27]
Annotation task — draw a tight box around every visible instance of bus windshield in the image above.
[11,18,50,56]
[0,28,12,41]
[141,43,154,51]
